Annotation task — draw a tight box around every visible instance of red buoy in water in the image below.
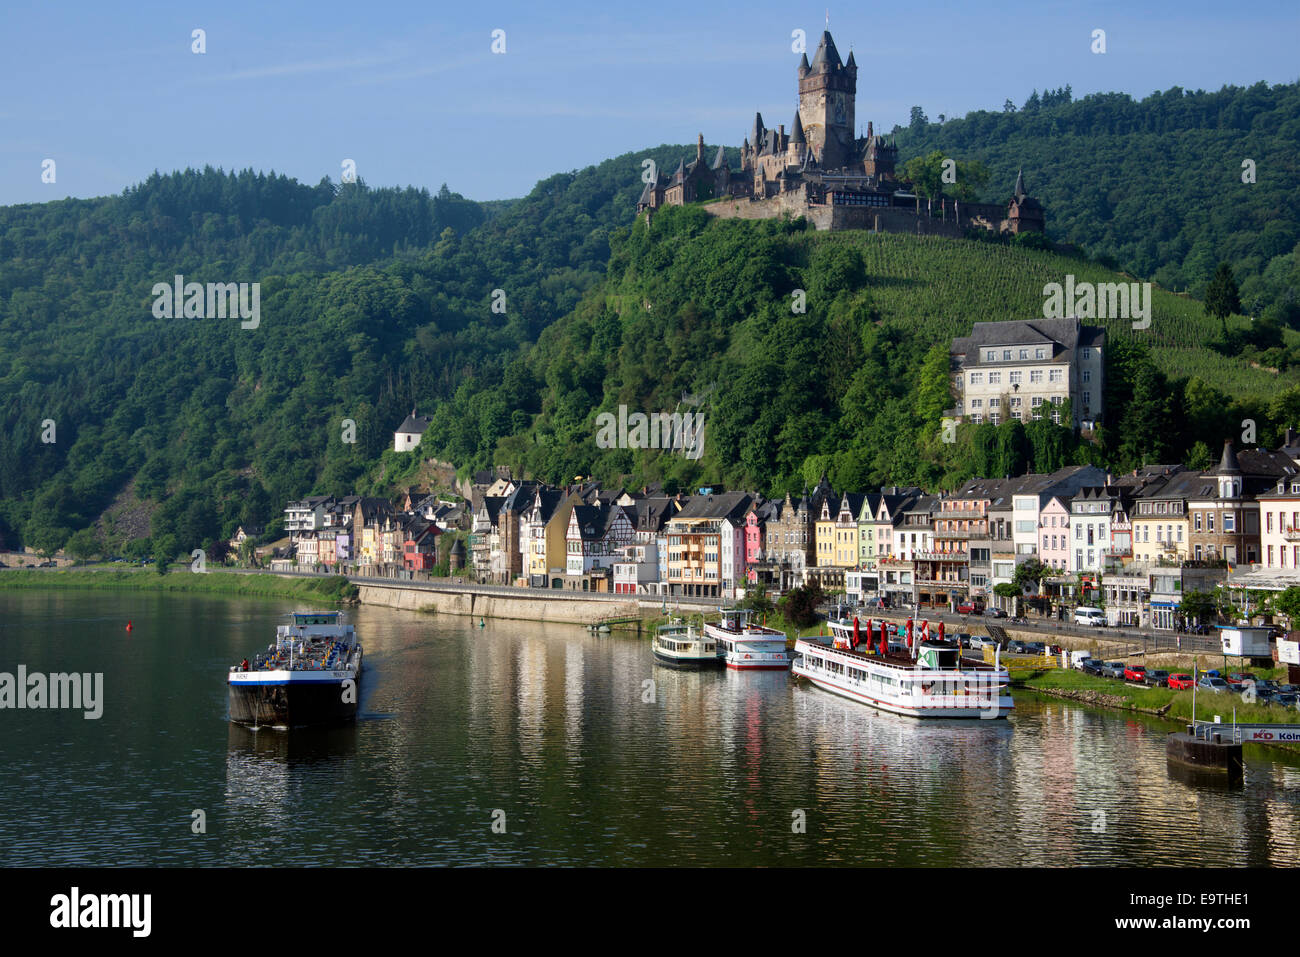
[126,621,133,632]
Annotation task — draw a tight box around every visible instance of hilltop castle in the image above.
[637,30,1044,236]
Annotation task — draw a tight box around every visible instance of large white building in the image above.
[950,317,1105,430]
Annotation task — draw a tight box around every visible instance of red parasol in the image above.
[906,617,914,648]
[938,620,945,642]
[852,616,860,650]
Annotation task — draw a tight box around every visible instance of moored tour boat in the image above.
[652,618,723,668]
[228,611,363,729]
[704,607,793,670]
[793,616,1012,719]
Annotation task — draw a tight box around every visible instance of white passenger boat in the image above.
[793,618,1012,719]
[704,607,793,671]
[652,618,722,668]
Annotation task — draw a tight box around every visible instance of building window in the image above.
[1082,349,1091,360]
[969,372,983,385]
[1019,349,1029,359]
[1049,369,1064,382]
[988,372,1001,385]
[1035,348,1046,359]
[1003,350,1012,361]
[1030,369,1043,384]
[1009,371,1022,385]
[1224,512,1234,532]
[1082,391,1091,406]
[989,397,1000,409]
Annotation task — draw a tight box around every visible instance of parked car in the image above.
[1124,665,1148,683]
[1226,672,1257,690]
[984,608,1007,619]
[1022,641,1047,655]
[1273,693,1299,707]
[1198,676,1230,693]
[969,636,998,650]
[1099,661,1126,679]
[955,633,973,648]
[1167,673,1195,690]
[1145,669,1170,687]
[1277,684,1299,695]
[956,602,979,614]
[1006,641,1028,654]
[1081,658,1106,676]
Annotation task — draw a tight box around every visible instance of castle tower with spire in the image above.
[797,31,857,170]
[639,29,1044,237]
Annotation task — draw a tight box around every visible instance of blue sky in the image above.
[2,0,1297,206]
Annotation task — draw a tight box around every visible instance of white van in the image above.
[1074,607,1106,627]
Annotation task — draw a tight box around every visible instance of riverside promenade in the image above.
[263,569,716,625]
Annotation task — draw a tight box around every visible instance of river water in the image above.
[2,590,1298,867]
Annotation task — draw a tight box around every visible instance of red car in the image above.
[1123,665,1147,683]
[1167,673,1194,690]
[956,602,979,614]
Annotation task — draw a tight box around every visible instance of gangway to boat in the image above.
[1200,722,1300,744]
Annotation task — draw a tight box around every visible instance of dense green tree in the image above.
[1204,262,1242,319]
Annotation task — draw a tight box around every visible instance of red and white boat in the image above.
[793,616,1012,719]
[704,607,793,670]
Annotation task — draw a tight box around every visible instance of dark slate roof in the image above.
[449,538,466,557]
[501,481,540,513]
[1014,169,1027,201]
[839,492,866,518]
[478,496,506,525]
[809,30,842,71]
[1133,470,1206,500]
[637,180,656,205]
[355,497,394,522]
[1237,447,1295,477]
[529,488,564,524]
[1212,439,1241,476]
[397,413,432,434]
[670,491,753,523]
[951,318,1105,369]
[712,144,728,170]
[632,496,675,533]
[790,112,806,144]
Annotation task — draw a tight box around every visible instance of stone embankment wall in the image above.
[357,583,646,625]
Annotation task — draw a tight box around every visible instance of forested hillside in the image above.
[895,80,1300,319]
[436,205,1300,498]
[2,76,1300,559]
[0,146,707,555]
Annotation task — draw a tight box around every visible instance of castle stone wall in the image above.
[704,193,1014,237]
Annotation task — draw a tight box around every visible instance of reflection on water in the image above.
[1,590,1299,866]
